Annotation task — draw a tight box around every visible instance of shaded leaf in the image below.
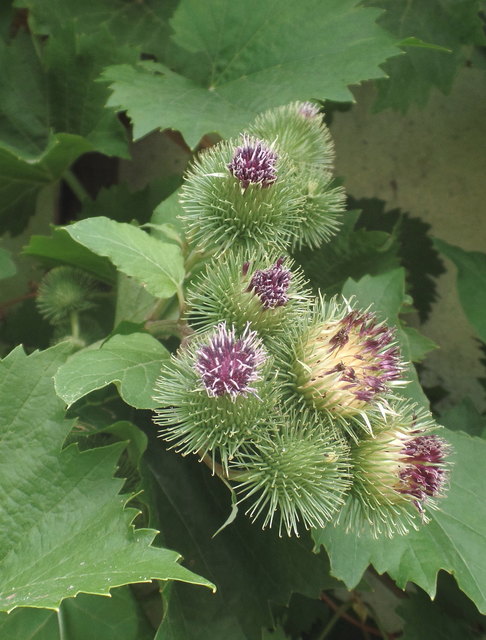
[294,210,400,295]
[15,0,176,60]
[143,436,340,640]
[399,589,477,640]
[352,197,445,322]
[24,227,116,283]
[434,239,486,344]
[65,217,185,299]
[368,0,486,111]
[313,430,486,614]
[102,0,398,147]
[55,332,169,410]
[0,343,212,612]
[0,27,135,234]
[0,247,16,279]
[440,397,486,438]
[0,587,154,640]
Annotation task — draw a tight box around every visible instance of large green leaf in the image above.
[434,239,486,344]
[399,590,477,640]
[0,27,135,234]
[342,268,430,406]
[15,0,176,60]
[368,0,486,111]
[143,437,340,640]
[313,429,486,614]
[0,587,154,640]
[55,332,169,410]
[24,227,116,283]
[65,217,185,299]
[102,0,398,147]
[0,344,212,612]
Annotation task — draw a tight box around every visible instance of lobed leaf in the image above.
[102,0,399,147]
[0,344,213,612]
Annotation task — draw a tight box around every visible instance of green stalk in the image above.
[63,169,92,202]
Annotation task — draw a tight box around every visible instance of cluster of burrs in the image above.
[154,102,450,537]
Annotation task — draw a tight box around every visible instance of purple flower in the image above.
[298,101,320,118]
[398,434,449,511]
[228,137,277,189]
[247,258,292,309]
[310,310,403,411]
[195,323,266,400]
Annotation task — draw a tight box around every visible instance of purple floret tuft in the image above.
[247,258,292,309]
[228,137,277,189]
[195,323,266,399]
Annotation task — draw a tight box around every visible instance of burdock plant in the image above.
[153,101,451,538]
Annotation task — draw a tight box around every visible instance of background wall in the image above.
[330,65,486,411]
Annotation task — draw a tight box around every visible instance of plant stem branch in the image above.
[70,311,80,341]
[63,169,92,202]
[319,593,401,639]
[317,600,353,639]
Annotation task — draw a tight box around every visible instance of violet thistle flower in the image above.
[228,136,277,189]
[153,323,272,471]
[186,252,310,337]
[195,323,266,400]
[341,400,451,537]
[180,135,303,254]
[275,297,407,435]
[247,257,292,309]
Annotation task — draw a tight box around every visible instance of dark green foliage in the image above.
[351,197,445,321]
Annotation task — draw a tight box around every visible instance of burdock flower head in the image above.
[228,136,277,189]
[186,252,310,337]
[246,257,291,309]
[342,399,451,537]
[276,297,407,434]
[195,323,266,400]
[180,133,303,254]
[153,323,272,471]
[231,409,352,536]
[247,101,335,172]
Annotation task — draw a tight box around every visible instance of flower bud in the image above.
[342,400,451,537]
[186,251,310,337]
[275,297,407,434]
[36,266,98,324]
[153,323,274,471]
[180,135,303,254]
[232,409,351,536]
[247,101,335,172]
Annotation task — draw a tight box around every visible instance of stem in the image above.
[57,603,68,640]
[0,290,37,314]
[199,452,245,482]
[318,600,353,639]
[63,169,92,202]
[70,311,80,341]
[319,593,396,639]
